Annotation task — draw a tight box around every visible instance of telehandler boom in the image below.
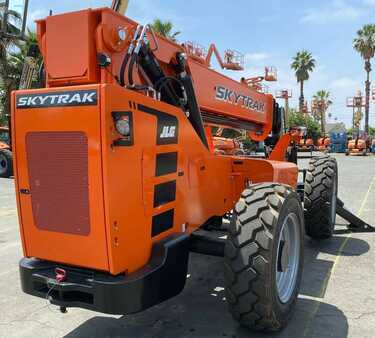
[11,6,372,331]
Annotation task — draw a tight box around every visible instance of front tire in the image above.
[304,156,338,239]
[224,183,304,331]
[0,149,13,178]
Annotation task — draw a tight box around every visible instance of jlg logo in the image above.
[160,126,176,139]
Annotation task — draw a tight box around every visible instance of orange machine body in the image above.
[348,138,366,150]
[317,137,331,151]
[212,136,243,155]
[12,8,298,276]
[347,138,367,155]
[298,138,314,152]
[36,8,273,139]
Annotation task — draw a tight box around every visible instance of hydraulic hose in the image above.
[119,53,130,87]
[127,53,138,87]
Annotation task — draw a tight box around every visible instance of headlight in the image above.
[115,117,130,136]
[118,27,127,42]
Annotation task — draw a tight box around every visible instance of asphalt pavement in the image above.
[0,153,375,338]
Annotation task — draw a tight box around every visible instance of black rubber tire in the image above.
[0,149,13,178]
[234,149,245,156]
[304,156,338,239]
[224,183,304,331]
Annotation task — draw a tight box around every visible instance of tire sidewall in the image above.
[330,160,338,226]
[269,192,305,325]
[304,156,338,239]
[0,150,13,178]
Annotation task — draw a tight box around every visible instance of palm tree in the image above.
[312,90,332,134]
[0,1,23,123]
[0,29,41,123]
[353,24,375,134]
[151,19,180,42]
[291,50,316,113]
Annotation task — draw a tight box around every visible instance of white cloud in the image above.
[329,77,361,89]
[245,52,270,62]
[300,0,362,24]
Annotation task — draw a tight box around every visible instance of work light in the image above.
[115,116,130,136]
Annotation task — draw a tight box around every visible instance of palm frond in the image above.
[291,50,316,82]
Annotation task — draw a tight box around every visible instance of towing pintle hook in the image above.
[54,268,68,313]
[60,306,67,314]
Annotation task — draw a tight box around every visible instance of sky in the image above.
[25,0,375,128]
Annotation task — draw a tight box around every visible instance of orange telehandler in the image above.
[11,6,374,332]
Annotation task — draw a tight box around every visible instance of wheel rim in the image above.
[0,154,7,176]
[276,212,301,304]
[330,174,337,224]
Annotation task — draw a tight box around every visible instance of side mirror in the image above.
[0,0,29,39]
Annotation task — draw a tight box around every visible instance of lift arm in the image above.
[111,0,129,15]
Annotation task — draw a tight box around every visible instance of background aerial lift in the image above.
[9,1,374,332]
[346,92,369,156]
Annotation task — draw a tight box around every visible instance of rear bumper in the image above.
[19,233,190,315]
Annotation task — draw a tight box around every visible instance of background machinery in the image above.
[0,0,32,179]
[298,136,315,153]
[10,4,373,333]
[211,128,245,156]
[329,131,347,153]
[317,136,331,153]
[346,133,369,156]
[0,126,12,177]
[346,92,368,155]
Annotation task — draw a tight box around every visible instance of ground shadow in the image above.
[300,235,370,298]
[314,236,370,257]
[63,292,347,338]
[64,253,348,338]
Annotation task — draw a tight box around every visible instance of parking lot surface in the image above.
[1,154,375,338]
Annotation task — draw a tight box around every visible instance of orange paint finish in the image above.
[36,8,273,140]
[11,85,110,271]
[188,58,273,136]
[348,139,366,150]
[12,83,297,275]
[231,158,298,199]
[12,8,300,276]
[269,132,301,162]
[37,10,100,86]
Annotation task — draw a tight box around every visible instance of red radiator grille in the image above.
[26,132,90,235]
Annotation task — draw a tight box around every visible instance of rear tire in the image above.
[0,149,13,178]
[224,183,304,331]
[234,149,245,156]
[304,156,338,239]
